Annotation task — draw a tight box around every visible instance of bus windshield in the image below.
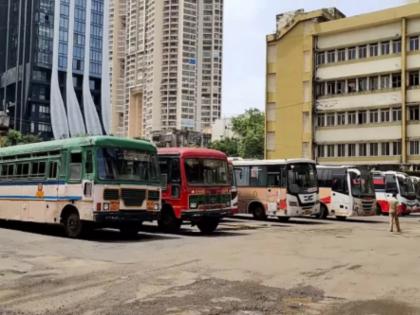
[287,163,318,194]
[350,171,375,198]
[184,158,229,185]
[397,176,415,197]
[97,148,160,182]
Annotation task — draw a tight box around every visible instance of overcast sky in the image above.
[222,0,409,117]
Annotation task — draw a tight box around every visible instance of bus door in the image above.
[267,165,284,214]
[331,171,350,214]
[234,166,251,214]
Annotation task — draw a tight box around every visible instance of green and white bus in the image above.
[0,136,161,238]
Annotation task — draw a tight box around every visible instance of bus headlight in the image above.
[190,202,198,209]
[154,203,159,211]
[103,202,110,211]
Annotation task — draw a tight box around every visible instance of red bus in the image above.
[158,148,233,234]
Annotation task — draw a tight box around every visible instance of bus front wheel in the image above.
[63,211,83,238]
[158,208,182,233]
[197,217,220,234]
[319,204,328,219]
[252,204,266,220]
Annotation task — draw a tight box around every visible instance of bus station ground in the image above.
[1,215,420,314]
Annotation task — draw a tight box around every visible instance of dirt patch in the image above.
[325,299,420,315]
[98,278,325,315]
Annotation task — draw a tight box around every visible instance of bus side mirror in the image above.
[161,174,168,190]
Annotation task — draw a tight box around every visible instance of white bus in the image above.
[317,166,376,220]
[373,171,416,215]
[0,136,161,238]
[233,159,319,222]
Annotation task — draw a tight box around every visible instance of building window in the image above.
[359,143,367,157]
[337,144,346,157]
[410,140,420,155]
[327,145,335,157]
[358,111,367,124]
[348,47,356,60]
[409,71,420,87]
[381,109,390,122]
[381,142,390,156]
[409,105,420,121]
[409,36,419,51]
[392,73,401,88]
[392,107,402,121]
[326,113,335,126]
[370,109,379,123]
[370,143,379,156]
[381,75,390,89]
[369,43,378,57]
[337,48,346,62]
[337,112,346,125]
[348,79,357,93]
[392,141,401,156]
[327,81,336,95]
[317,52,325,65]
[317,113,325,127]
[327,50,335,63]
[317,82,325,97]
[381,41,390,55]
[358,45,367,59]
[392,39,401,54]
[358,77,367,91]
[348,111,356,124]
[369,76,378,90]
[348,144,356,157]
[317,145,325,158]
[337,80,345,94]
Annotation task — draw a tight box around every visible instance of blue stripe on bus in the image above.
[0,180,65,186]
[0,195,82,201]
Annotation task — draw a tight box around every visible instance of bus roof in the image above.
[232,158,315,166]
[0,136,156,157]
[158,147,227,159]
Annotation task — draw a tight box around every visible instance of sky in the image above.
[222,0,409,117]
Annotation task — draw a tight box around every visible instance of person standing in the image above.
[389,193,401,233]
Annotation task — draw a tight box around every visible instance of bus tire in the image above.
[278,216,290,222]
[319,204,328,219]
[197,217,220,234]
[62,208,83,238]
[158,206,182,233]
[251,203,266,220]
[336,216,347,221]
[376,204,383,216]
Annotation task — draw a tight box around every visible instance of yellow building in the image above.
[265,3,420,167]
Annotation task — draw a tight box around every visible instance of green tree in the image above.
[0,130,41,147]
[209,137,239,157]
[231,108,264,159]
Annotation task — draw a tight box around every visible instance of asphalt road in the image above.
[1,214,420,315]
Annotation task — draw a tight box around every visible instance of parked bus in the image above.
[0,136,161,238]
[372,171,416,215]
[232,159,319,221]
[317,166,376,220]
[158,148,232,234]
[410,176,420,213]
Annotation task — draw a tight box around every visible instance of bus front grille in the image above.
[121,189,146,207]
[104,189,119,200]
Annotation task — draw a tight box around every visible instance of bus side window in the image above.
[85,150,93,175]
[69,152,82,181]
[235,166,250,187]
[7,164,14,178]
[332,173,348,194]
[1,165,7,178]
[49,161,58,179]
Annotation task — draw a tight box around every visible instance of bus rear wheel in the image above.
[63,211,83,238]
[197,217,220,234]
[252,205,266,220]
[158,208,182,233]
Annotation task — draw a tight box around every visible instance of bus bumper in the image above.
[181,207,233,220]
[94,210,158,225]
